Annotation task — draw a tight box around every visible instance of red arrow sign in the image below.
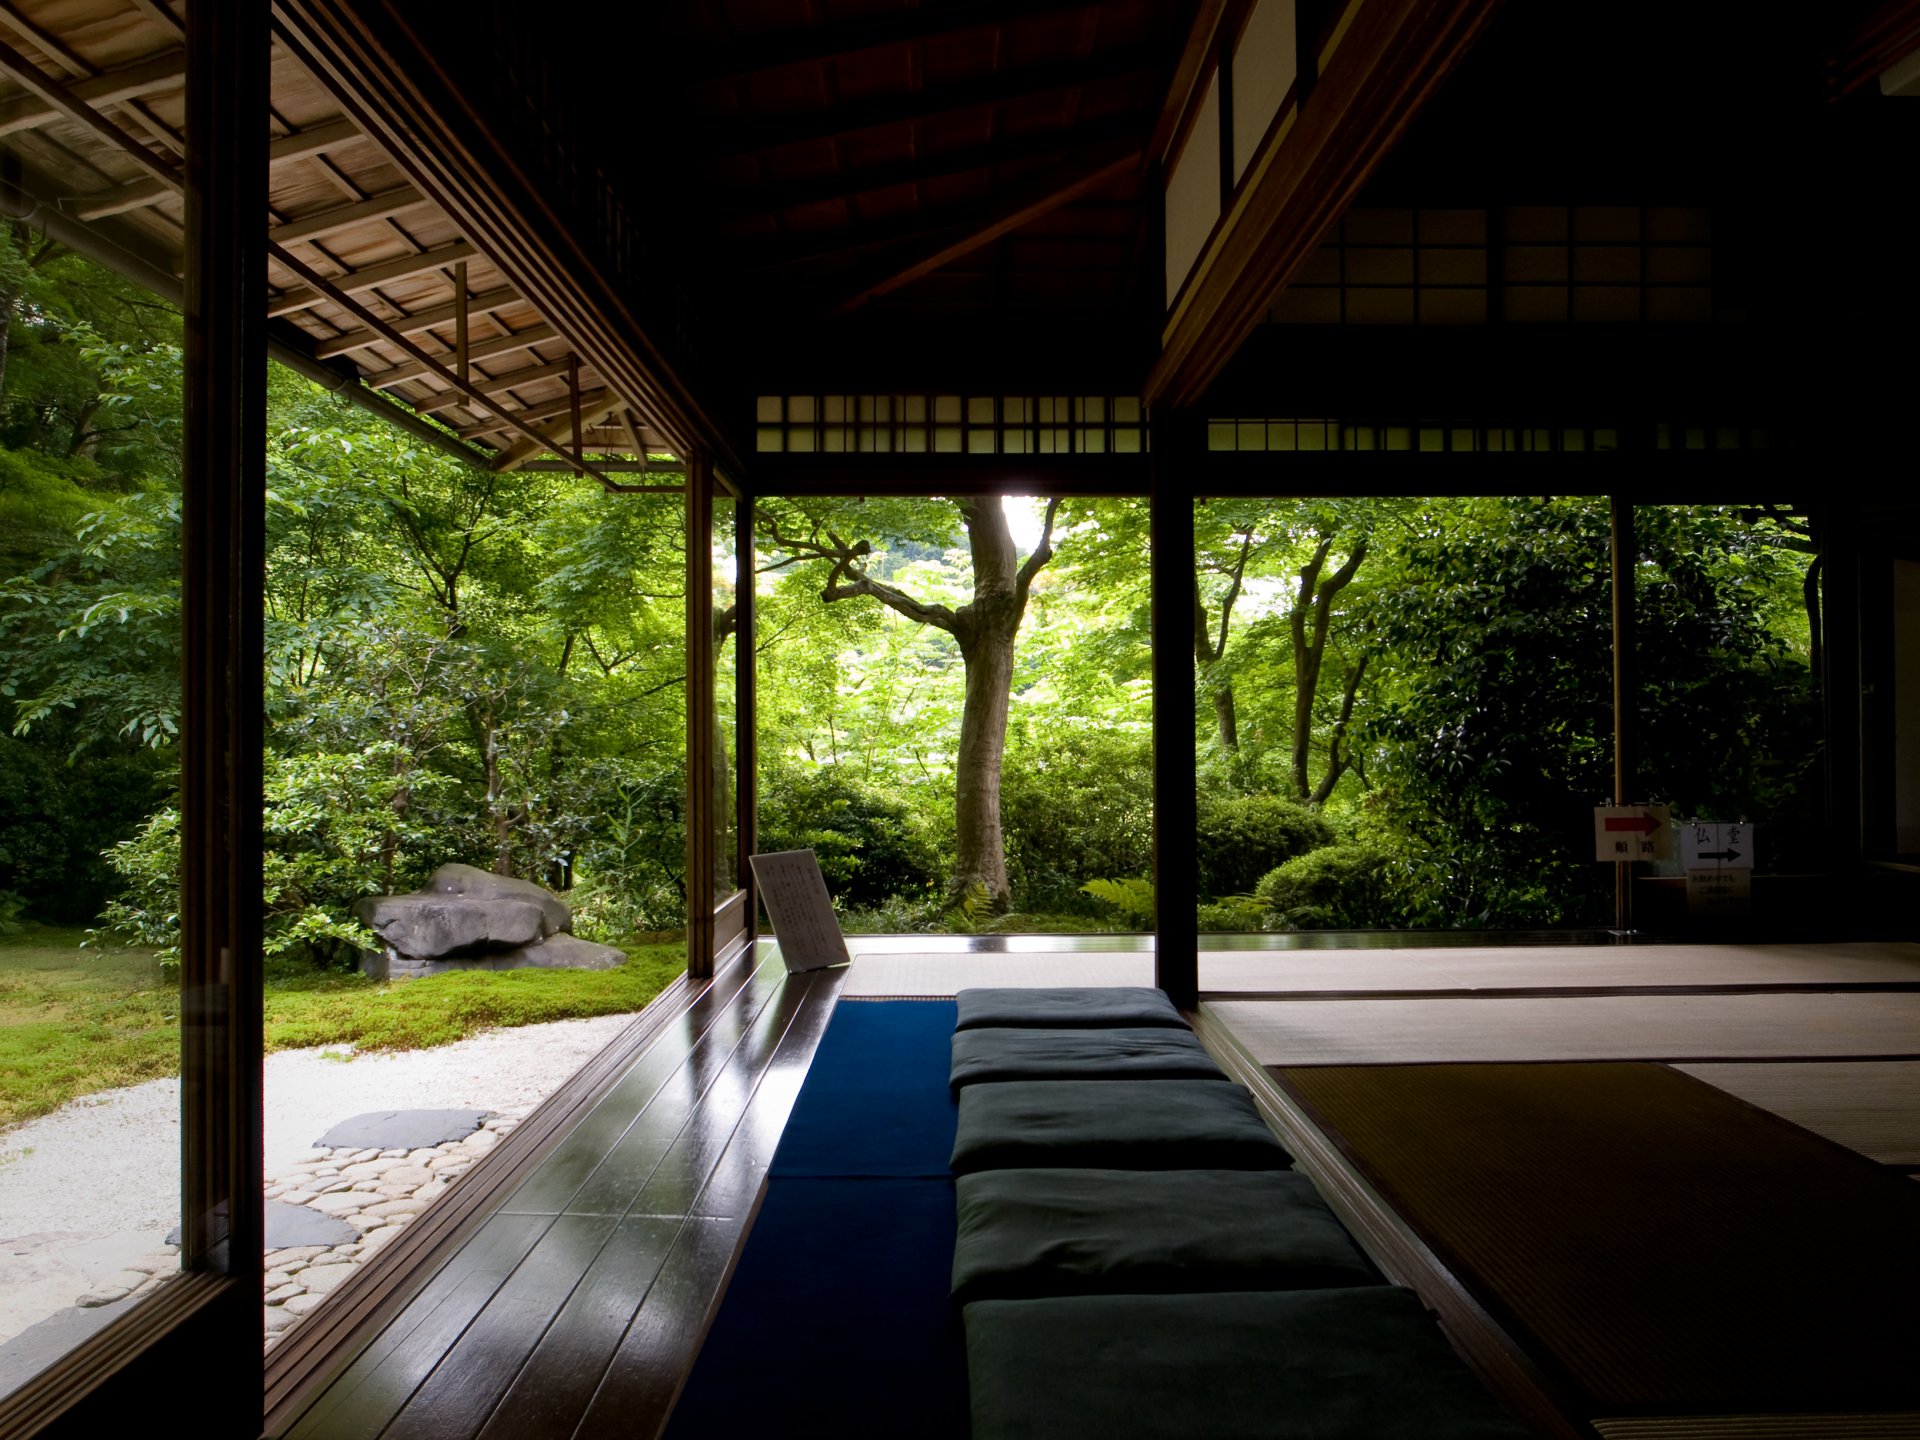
[1604,813,1663,835]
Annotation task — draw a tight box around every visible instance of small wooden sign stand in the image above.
[748,849,852,974]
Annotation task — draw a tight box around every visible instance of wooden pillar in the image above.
[1151,425,1200,1007]
[686,457,717,978]
[1609,495,1636,931]
[180,0,266,1416]
[1820,503,1864,869]
[735,491,759,940]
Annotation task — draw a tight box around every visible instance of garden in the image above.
[0,236,1827,1125]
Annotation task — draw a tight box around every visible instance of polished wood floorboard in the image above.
[279,950,841,1440]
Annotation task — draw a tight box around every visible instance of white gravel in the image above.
[0,1011,640,1347]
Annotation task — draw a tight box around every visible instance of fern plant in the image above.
[1078,876,1155,924]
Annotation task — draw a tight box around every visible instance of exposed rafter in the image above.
[829,146,1144,315]
[266,240,477,316]
[412,356,584,415]
[0,49,183,138]
[490,392,626,471]
[711,46,1158,157]
[357,322,557,390]
[0,33,182,190]
[266,238,622,489]
[269,184,426,244]
[313,284,518,358]
[456,385,610,439]
[716,109,1151,219]
[690,0,1102,83]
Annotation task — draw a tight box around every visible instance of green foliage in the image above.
[758,760,943,909]
[1194,792,1334,900]
[1254,843,1403,929]
[1357,497,1820,926]
[1078,876,1155,923]
[999,725,1153,914]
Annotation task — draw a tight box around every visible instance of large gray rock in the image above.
[352,864,619,978]
[425,863,571,937]
[351,893,546,959]
[495,933,626,970]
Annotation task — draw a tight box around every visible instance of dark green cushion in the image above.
[955,986,1188,1031]
[950,1027,1225,1090]
[952,1169,1375,1302]
[964,1288,1534,1439]
[950,1080,1289,1173]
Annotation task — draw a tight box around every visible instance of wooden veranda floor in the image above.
[268,934,1920,1440]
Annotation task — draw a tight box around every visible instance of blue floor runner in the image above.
[665,1176,968,1439]
[770,998,960,1177]
[664,1000,967,1438]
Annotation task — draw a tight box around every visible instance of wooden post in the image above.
[686,457,717,978]
[1151,422,1200,1007]
[453,258,469,383]
[1610,495,1636,932]
[568,352,584,466]
[181,0,266,1413]
[735,489,759,943]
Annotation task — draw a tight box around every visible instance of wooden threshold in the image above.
[1190,1007,1596,1440]
[265,938,833,1438]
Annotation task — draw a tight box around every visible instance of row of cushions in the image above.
[948,987,1531,1439]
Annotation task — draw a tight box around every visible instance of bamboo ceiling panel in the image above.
[0,0,680,472]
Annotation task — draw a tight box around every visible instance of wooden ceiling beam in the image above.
[691,0,1102,83]
[127,1,183,38]
[712,45,1160,157]
[1147,0,1502,408]
[0,33,181,190]
[269,116,362,163]
[455,385,609,439]
[412,356,582,414]
[313,284,519,358]
[828,146,1143,315]
[490,392,625,471]
[717,108,1151,218]
[359,322,558,389]
[67,117,371,221]
[269,184,427,244]
[267,238,619,488]
[267,240,476,317]
[0,49,183,138]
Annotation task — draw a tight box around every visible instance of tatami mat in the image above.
[1676,1061,1920,1166]
[1199,942,1920,994]
[839,951,1156,997]
[1209,992,1920,1066]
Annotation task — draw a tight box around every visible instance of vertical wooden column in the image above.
[686,456,717,978]
[1151,430,1200,1007]
[1820,503,1864,869]
[1609,495,1637,931]
[181,0,266,1408]
[735,491,759,940]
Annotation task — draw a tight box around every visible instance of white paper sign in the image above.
[748,849,851,974]
[1592,804,1672,862]
[1680,821,1755,871]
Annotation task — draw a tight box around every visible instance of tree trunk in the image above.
[951,624,1015,906]
[762,496,1056,913]
[1290,538,1368,804]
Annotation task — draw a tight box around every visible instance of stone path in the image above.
[259,1111,519,1350]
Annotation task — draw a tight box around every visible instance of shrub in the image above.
[1194,792,1334,900]
[1255,843,1401,929]
[1000,727,1153,915]
[758,762,943,910]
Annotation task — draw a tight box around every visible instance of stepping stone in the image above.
[166,1199,357,1250]
[314,1109,488,1151]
